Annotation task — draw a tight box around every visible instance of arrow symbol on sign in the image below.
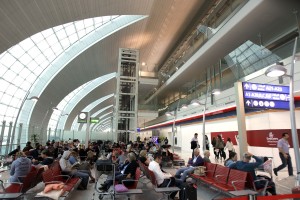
[244,83,249,89]
[246,100,251,106]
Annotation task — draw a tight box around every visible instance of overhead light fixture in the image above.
[181,104,188,109]
[264,62,287,77]
[27,96,39,101]
[142,62,146,66]
[190,99,202,106]
[52,107,58,110]
[165,111,174,116]
[212,89,221,95]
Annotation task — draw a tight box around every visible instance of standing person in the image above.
[164,137,169,145]
[191,133,199,158]
[224,138,234,155]
[273,132,293,177]
[205,135,210,150]
[211,137,219,161]
[215,135,225,162]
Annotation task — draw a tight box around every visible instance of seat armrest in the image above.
[44,181,64,185]
[165,178,172,187]
[52,175,71,183]
[253,179,269,195]
[121,180,139,184]
[214,175,225,183]
[231,180,247,190]
[17,176,26,182]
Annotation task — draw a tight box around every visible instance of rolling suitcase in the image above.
[180,183,197,200]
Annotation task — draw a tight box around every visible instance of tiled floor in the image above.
[67,149,299,200]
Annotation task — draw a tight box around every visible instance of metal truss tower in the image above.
[115,48,139,142]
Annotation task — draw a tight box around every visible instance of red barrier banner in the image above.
[211,129,300,148]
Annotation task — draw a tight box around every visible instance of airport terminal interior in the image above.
[1,0,300,199]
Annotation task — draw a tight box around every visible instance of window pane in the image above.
[19,39,35,50]
[0,53,16,67]
[69,34,78,44]
[9,61,23,74]
[56,29,67,40]
[19,68,31,79]
[8,45,25,58]
[37,39,50,51]
[31,33,44,44]
[0,80,9,92]
[4,70,17,81]
[27,46,41,58]
[19,53,32,65]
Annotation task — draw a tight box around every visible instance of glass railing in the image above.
[156,37,300,117]
[145,0,248,101]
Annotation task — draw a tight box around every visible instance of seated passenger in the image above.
[115,150,126,165]
[224,151,237,167]
[161,145,173,161]
[229,152,276,195]
[149,153,182,200]
[32,149,54,166]
[139,150,150,166]
[68,151,95,183]
[175,148,204,182]
[59,150,90,190]
[203,150,211,163]
[8,145,20,157]
[9,151,32,183]
[99,152,138,191]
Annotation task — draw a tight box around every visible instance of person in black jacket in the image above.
[32,149,54,166]
[99,152,138,191]
[8,145,20,157]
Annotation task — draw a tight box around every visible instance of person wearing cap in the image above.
[191,133,199,158]
[229,152,276,195]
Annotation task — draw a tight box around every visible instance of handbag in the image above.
[114,184,129,193]
[193,166,206,176]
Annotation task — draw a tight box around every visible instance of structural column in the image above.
[234,81,248,157]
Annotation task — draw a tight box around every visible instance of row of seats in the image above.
[0,166,44,194]
[42,161,82,197]
[190,162,269,197]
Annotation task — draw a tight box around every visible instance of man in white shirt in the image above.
[149,153,181,199]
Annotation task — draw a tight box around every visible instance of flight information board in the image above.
[242,82,289,110]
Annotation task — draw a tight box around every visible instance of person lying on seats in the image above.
[175,148,204,182]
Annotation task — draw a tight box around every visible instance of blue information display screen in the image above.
[242,82,289,110]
